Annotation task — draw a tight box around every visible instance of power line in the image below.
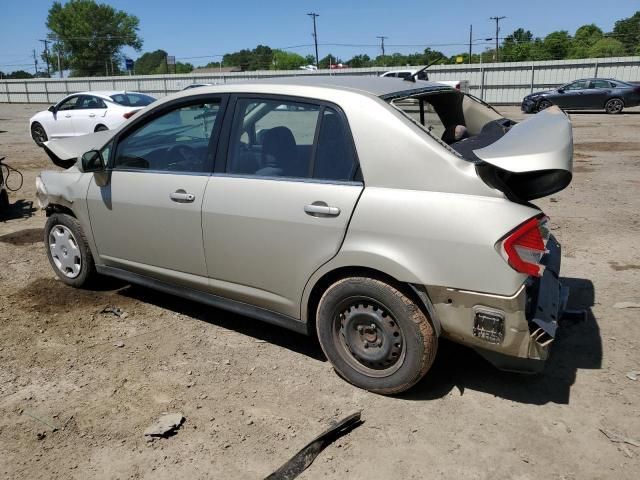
[307,12,319,66]
[490,16,507,61]
[376,36,388,56]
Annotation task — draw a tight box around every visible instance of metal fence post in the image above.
[530,63,535,94]
[163,77,168,96]
[25,81,30,103]
[44,80,50,104]
[594,61,599,78]
[480,66,485,101]
[64,80,69,96]
[6,82,11,104]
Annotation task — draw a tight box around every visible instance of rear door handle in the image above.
[170,190,195,203]
[304,203,340,217]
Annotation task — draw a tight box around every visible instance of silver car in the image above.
[36,77,573,394]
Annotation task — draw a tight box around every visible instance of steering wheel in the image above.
[166,144,200,171]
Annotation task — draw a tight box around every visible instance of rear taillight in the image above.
[497,216,550,277]
[123,111,137,119]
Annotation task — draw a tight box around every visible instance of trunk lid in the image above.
[472,106,573,201]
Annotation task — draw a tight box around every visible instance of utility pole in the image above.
[39,39,51,76]
[57,49,62,78]
[307,12,319,67]
[468,25,472,64]
[490,16,506,62]
[33,49,39,75]
[376,36,388,57]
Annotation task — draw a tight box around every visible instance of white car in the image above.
[29,91,156,147]
[381,68,469,92]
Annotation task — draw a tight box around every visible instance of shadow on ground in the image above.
[118,284,326,362]
[403,277,601,405]
[0,199,36,221]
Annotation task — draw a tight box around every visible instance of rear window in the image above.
[109,93,156,107]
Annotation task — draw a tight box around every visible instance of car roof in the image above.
[64,91,150,101]
[182,76,452,100]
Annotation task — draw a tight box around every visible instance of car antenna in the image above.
[405,55,444,83]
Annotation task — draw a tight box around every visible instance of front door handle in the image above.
[64,114,71,118]
[89,113,96,118]
[170,190,195,203]
[304,202,340,217]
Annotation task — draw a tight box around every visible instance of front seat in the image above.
[257,126,298,177]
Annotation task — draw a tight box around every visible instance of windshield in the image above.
[109,93,156,107]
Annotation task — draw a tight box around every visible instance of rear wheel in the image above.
[31,122,48,147]
[94,124,108,132]
[45,213,97,287]
[537,100,552,112]
[605,98,624,114]
[316,277,437,394]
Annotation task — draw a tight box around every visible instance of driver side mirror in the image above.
[81,150,105,172]
[48,105,56,113]
[557,88,565,94]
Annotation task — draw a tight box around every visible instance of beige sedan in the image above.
[36,76,573,393]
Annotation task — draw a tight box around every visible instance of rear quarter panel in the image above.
[302,187,541,321]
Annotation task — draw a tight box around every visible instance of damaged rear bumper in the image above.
[427,235,566,373]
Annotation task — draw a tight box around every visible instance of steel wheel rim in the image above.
[538,101,551,111]
[607,99,623,113]
[49,224,82,278]
[32,125,46,144]
[332,296,406,378]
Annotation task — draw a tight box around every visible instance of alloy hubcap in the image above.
[49,225,82,278]
[33,126,45,143]
[334,300,405,377]
[607,100,622,113]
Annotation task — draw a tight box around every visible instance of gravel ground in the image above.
[0,103,639,479]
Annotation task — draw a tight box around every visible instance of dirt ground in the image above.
[1,103,639,480]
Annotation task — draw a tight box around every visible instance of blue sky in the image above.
[1,0,637,72]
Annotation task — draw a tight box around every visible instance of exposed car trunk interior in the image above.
[390,90,573,202]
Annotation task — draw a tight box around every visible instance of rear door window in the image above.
[110,93,156,107]
[226,98,358,182]
[590,80,612,89]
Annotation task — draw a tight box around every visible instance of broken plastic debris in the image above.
[600,429,640,447]
[625,371,640,381]
[144,413,185,439]
[613,302,640,309]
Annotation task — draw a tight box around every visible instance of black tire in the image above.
[31,122,48,147]
[94,124,108,132]
[537,100,552,112]
[316,277,437,394]
[0,188,9,213]
[605,98,624,114]
[44,213,97,288]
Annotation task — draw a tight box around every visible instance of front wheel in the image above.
[31,122,48,147]
[605,98,624,114]
[316,277,437,394]
[44,213,97,287]
[537,100,552,112]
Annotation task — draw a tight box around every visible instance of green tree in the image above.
[542,31,572,60]
[6,70,34,79]
[318,54,342,68]
[134,49,167,74]
[569,24,603,58]
[346,54,372,67]
[589,38,626,57]
[175,62,194,74]
[272,50,306,70]
[501,28,534,62]
[304,54,316,65]
[613,11,640,55]
[44,0,142,77]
